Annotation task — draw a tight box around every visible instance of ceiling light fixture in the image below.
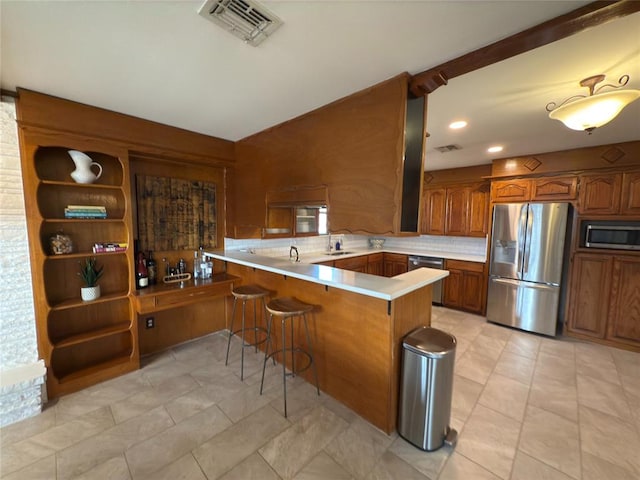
[546,74,640,134]
[449,120,467,130]
[487,146,503,154]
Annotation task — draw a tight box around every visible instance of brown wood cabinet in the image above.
[422,183,489,237]
[442,259,486,315]
[19,135,138,398]
[366,253,384,276]
[567,252,640,350]
[608,256,640,348]
[566,253,612,339]
[578,173,623,214]
[492,176,577,203]
[334,255,368,273]
[384,253,408,277]
[621,171,640,215]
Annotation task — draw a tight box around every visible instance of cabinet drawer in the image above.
[155,287,213,308]
[445,259,484,273]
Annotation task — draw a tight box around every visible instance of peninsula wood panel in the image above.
[233,74,409,236]
[225,263,430,433]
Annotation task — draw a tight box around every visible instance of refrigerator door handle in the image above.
[523,206,534,276]
[491,277,558,290]
[517,205,528,279]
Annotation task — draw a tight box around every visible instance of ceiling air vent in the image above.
[198,0,283,46]
[434,144,462,153]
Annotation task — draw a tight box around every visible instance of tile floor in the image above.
[2,306,640,480]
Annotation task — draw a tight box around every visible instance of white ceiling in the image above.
[2,1,639,171]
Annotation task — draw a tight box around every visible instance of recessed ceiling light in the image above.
[449,120,468,129]
[487,145,504,153]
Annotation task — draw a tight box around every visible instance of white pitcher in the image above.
[68,150,102,184]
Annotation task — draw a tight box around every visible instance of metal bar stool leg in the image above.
[225,296,238,366]
[282,315,288,417]
[260,312,274,395]
[240,299,246,381]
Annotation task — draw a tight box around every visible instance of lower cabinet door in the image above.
[567,254,612,339]
[607,256,640,347]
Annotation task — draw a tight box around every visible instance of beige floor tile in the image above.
[503,331,541,360]
[539,338,576,360]
[268,380,324,423]
[28,405,114,451]
[260,406,348,479]
[294,451,353,480]
[438,452,501,480]
[577,374,632,420]
[510,451,574,480]
[163,386,218,424]
[73,455,132,480]
[137,453,206,480]
[575,341,615,365]
[581,451,639,480]
[494,351,535,386]
[481,322,514,342]
[579,405,640,477]
[125,404,232,478]
[219,453,281,480]
[576,359,621,386]
[478,373,530,421]
[611,348,640,379]
[0,407,56,447]
[451,374,483,423]
[323,416,394,479]
[388,435,453,479]
[455,349,497,385]
[466,334,506,361]
[109,373,199,423]
[365,450,428,480]
[56,406,174,480]
[455,404,520,479]
[529,371,578,422]
[321,395,360,425]
[534,352,576,385]
[519,405,581,479]
[0,454,56,480]
[217,379,281,423]
[0,437,56,475]
[192,405,290,479]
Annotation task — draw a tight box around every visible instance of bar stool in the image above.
[225,284,271,381]
[260,296,320,417]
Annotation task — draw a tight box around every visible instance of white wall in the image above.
[0,95,46,427]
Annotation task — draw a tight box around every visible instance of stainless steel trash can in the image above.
[398,326,457,451]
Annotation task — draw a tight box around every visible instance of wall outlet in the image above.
[145,317,155,329]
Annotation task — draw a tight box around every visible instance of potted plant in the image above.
[79,257,104,301]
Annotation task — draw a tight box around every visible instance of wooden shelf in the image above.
[57,353,133,384]
[49,291,130,311]
[52,321,131,348]
[43,218,123,224]
[39,179,122,190]
[46,250,128,261]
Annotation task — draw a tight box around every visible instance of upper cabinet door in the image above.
[421,188,446,235]
[531,176,577,201]
[621,171,640,215]
[467,183,490,237]
[578,173,622,215]
[491,179,531,203]
[445,186,469,236]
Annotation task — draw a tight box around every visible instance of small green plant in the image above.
[79,257,104,287]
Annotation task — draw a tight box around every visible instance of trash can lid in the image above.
[403,326,456,358]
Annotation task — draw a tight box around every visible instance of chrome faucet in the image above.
[327,234,333,252]
[289,245,299,262]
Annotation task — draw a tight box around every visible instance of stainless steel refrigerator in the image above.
[486,202,570,336]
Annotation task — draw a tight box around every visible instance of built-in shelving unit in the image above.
[20,137,139,397]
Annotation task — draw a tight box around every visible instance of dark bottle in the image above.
[147,250,157,285]
[136,252,149,289]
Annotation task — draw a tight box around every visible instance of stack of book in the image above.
[64,205,107,219]
[93,242,128,253]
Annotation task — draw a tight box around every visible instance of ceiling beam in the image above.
[409,0,640,97]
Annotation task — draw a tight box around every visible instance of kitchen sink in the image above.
[327,251,353,256]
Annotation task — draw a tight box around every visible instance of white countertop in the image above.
[206,249,449,301]
[301,246,485,264]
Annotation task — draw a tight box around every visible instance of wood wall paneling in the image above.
[233,74,410,236]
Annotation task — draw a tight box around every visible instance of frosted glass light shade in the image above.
[549,90,640,131]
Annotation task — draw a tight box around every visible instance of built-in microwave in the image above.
[581,220,640,251]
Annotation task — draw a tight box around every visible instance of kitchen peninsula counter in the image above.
[207,249,447,434]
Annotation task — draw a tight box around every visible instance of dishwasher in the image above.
[408,256,444,305]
